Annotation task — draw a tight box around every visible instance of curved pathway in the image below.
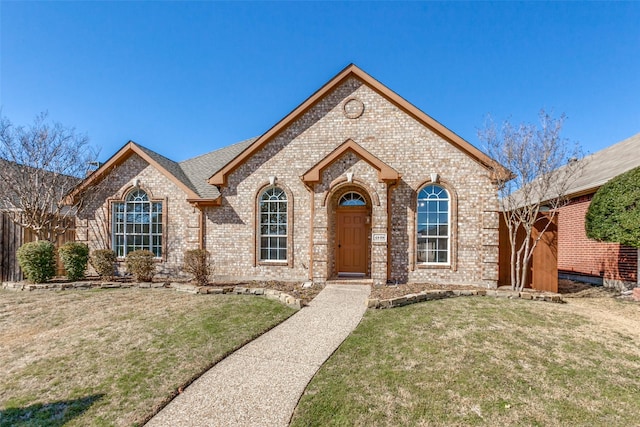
[146,284,370,426]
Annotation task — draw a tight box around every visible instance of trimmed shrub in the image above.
[183,249,212,286]
[91,249,117,279]
[586,165,640,247]
[16,240,56,283]
[125,250,156,282]
[58,242,90,281]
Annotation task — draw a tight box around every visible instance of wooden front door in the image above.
[336,207,368,275]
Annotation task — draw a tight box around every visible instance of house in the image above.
[70,64,504,287]
[555,133,640,290]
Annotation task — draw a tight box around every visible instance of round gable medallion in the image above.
[343,97,365,119]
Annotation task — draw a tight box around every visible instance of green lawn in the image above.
[0,289,295,426]
[291,297,640,426]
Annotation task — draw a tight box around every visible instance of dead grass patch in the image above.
[0,288,294,426]
[291,296,640,426]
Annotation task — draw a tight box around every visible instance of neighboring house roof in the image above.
[563,132,640,198]
[208,63,506,186]
[0,158,81,211]
[505,132,640,209]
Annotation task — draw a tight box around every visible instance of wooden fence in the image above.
[0,212,76,282]
[0,212,24,282]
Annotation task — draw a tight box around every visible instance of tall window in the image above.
[259,187,287,261]
[417,184,449,264]
[112,189,163,258]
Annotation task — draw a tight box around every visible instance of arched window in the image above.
[417,184,449,264]
[112,189,163,258]
[339,192,366,206]
[259,187,287,261]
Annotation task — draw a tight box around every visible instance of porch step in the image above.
[325,278,374,286]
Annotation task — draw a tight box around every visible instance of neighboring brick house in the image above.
[70,64,504,287]
[555,133,640,290]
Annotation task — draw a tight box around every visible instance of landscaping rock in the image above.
[633,288,640,302]
[496,290,520,299]
[171,283,198,294]
[519,291,535,300]
[389,296,408,307]
[100,283,121,289]
[367,298,380,309]
[73,282,92,288]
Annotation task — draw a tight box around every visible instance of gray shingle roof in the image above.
[131,137,257,200]
[134,143,200,196]
[563,132,640,197]
[507,132,640,209]
[178,137,258,199]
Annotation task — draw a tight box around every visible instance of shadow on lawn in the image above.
[0,394,104,427]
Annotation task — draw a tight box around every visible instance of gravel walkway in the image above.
[145,284,371,427]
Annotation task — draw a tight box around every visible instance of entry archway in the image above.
[332,189,371,277]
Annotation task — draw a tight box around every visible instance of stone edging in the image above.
[368,288,563,309]
[1,281,303,309]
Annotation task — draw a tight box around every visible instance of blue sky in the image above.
[1,1,639,163]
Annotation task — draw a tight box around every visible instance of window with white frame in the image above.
[112,189,163,258]
[339,192,366,206]
[259,187,287,261]
[417,184,449,264]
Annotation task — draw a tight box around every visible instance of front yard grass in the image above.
[0,288,295,426]
[291,296,640,426]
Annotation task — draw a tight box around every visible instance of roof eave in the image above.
[69,141,201,202]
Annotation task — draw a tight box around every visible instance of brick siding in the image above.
[557,195,638,288]
[83,77,500,287]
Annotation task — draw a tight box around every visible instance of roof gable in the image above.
[302,139,400,184]
[209,63,502,186]
[69,141,203,203]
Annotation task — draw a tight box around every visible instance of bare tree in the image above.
[0,112,98,240]
[479,110,584,291]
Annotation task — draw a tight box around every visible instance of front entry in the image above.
[336,206,369,276]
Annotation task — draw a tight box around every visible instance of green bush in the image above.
[586,165,640,248]
[17,240,56,283]
[183,249,212,286]
[125,250,156,282]
[58,242,90,281]
[91,249,117,279]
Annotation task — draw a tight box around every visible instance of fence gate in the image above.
[0,212,24,282]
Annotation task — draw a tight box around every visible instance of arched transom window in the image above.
[339,192,366,206]
[259,187,287,261]
[112,189,163,258]
[417,184,450,264]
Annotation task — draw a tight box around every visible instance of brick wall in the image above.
[83,76,500,287]
[557,195,638,288]
[77,154,201,278]
[207,77,499,287]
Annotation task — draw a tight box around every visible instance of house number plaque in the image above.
[372,233,387,243]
